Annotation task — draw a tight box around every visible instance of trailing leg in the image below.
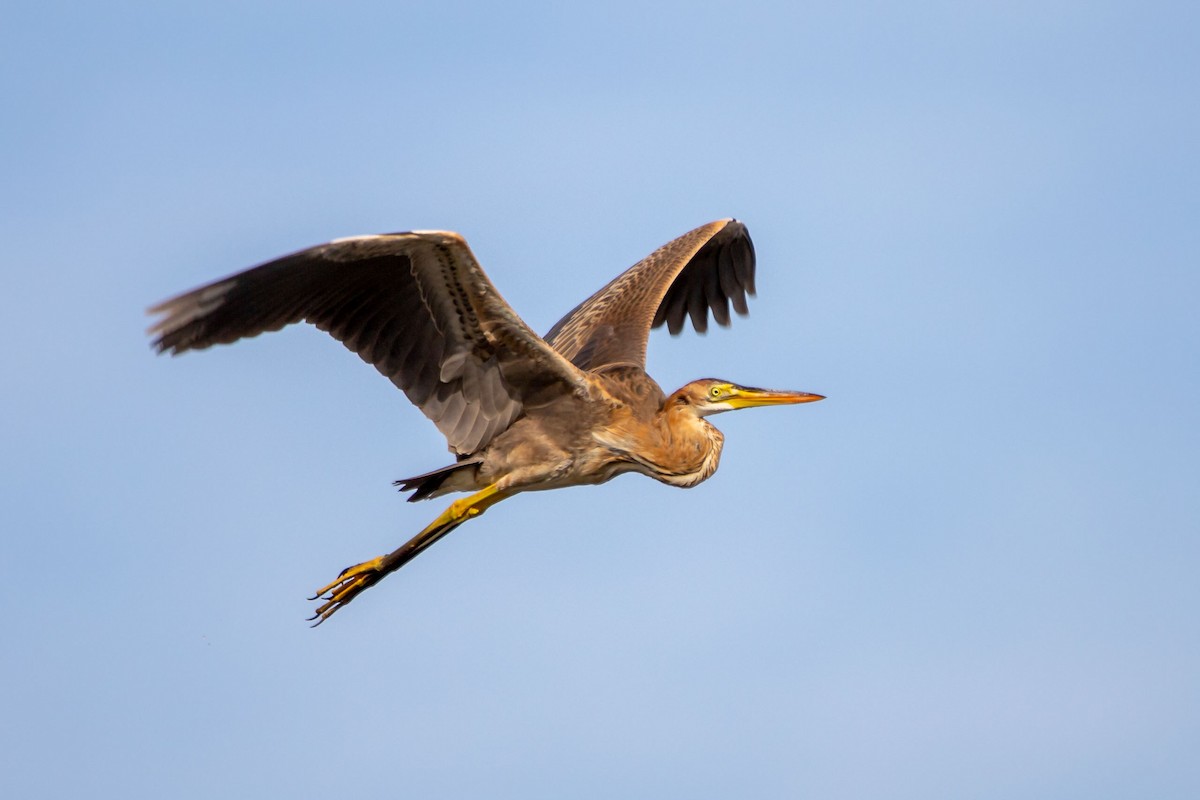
[308,484,511,625]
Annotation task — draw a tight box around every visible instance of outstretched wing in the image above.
[544,219,756,371]
[149,231,585,455]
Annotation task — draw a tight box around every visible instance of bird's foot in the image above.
[308,556,386,626]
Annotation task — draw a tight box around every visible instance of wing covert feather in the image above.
[545,219,756,370]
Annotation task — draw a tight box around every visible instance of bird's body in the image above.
[404,367,722,500]
[149,219,822,623]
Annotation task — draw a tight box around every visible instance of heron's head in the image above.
[673,379,824,418]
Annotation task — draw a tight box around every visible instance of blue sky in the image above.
[3,2,1198,797]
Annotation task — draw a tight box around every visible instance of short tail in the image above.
[394,459,481,502]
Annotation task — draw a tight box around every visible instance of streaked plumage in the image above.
[149,219,823,623]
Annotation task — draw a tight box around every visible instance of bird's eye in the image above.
[709,386,722,399]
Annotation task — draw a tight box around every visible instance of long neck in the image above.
[648,402,725,487]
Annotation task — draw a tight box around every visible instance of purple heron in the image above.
[149,219,823,624]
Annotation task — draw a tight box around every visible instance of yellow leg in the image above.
[309,484,511,625]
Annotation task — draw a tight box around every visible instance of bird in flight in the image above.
[149,219,823,624]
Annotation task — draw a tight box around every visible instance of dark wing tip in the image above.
[146,279,241,355]
[651,218,756,335]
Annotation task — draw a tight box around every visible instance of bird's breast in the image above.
[591,412,724,489]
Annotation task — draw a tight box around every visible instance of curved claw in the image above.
[308,556,385,626]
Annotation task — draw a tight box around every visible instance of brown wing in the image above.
[149,231,585,455]
[544,219,756,371]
